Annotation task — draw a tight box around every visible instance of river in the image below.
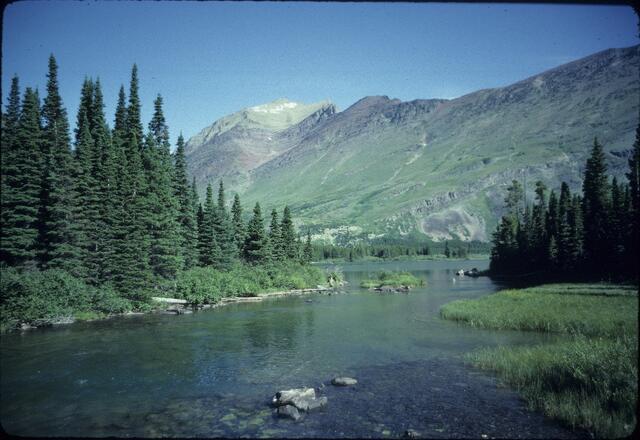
[1,259,582,438]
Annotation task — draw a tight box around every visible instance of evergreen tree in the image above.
[582,138,610,272]
[530,181,548,267]
[143,131,182,281]
[244,203,266,264]
[491,215,521,273]
[91,78,118,282]
[626,115,640,278]
[557,183,573,270]
[37,55,84,277]
[1,76,21,176]
[231,193,246,253]
[0,76,23,264]
[280,206,297,260]
[0,88,42,267]
[212,180,237,269]
[268,209,283,261]
[444,241,450,258]
[198,184,220,266]
[74,77,94,146]
[303,230,313,264]
[173,134,198,269]
[110,67,151,293]
[126,64,144,148]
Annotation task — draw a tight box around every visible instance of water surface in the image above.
[1,259,582,438]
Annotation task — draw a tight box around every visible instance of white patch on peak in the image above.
[250,101,299,114]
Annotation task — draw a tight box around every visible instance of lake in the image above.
[0,259,582,438]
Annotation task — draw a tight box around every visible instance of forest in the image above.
[0,56,318,330]
[489,132,640,282]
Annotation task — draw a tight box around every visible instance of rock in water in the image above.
[331,377,357,386]
[293,395,327,411]
[403,429,421,438]
[276,405,301,420]
[272,387,327,412]
[272,388,316,406]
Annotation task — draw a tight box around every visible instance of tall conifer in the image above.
[0,88,42,267]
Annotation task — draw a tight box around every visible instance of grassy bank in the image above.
[0,262,328,331]
[360,271,425,289]
[440,283,638,438]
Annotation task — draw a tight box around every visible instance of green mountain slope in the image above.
[185,98,335,192]
[187,45,639,243]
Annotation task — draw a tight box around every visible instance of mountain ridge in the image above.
[186,44,639,243]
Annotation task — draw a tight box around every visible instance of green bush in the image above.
[0,268,133,329]
[360,271,424,288]
[173,262,326,303]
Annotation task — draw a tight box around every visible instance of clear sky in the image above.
[2,1,638,147]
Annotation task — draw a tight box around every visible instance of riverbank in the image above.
[0,262,334,332]
[440,283,638,438]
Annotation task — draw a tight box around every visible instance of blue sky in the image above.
[2,1,638,147]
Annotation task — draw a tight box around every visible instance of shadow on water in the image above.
[1,259,585,437]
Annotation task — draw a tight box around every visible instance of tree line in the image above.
[490,133,639,281]
[311,239,491,261]
[0,55,312,298]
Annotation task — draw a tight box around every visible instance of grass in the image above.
[440,284,637,338]
[359,271,425,289]
[440,283,638,438]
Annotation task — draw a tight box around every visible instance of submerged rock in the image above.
[403,429,421,438]
[331,377,358,386]
[276,404,301,420]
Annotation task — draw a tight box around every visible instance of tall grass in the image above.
[440,284,637,337]
[440,283,638,438]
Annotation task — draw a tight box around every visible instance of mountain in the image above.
[186,45,640,243]
[185,98,335,192]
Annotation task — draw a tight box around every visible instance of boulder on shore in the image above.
[331,377,358,386]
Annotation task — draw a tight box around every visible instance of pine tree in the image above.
[280,206,297,260]
[1,76,21,177]
[37,55,84,277]
[126,64,144,148]
[231,193,246,253]
[0,87,42,267]
[268,209,283,261]
[626,115,640,278]
[111,68,152,294]
[143,131,182,281]
[530,181,548,268]
[490,216,518,273]
[244,202,266,264]
[609,177,626,270]
[198,184,220,266]
[557,183,573,270]
[74,77,94,146]
[212,180,237,269]
[0,76,24,264]
[582,138,610,273]
[303,230,313,264]
[173,134,198,269]
[91,78,118,282]
[444,241,450,258]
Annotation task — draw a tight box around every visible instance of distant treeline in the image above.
[490,132,639,282]
[311,239,491,261]
[0,56,313,299]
